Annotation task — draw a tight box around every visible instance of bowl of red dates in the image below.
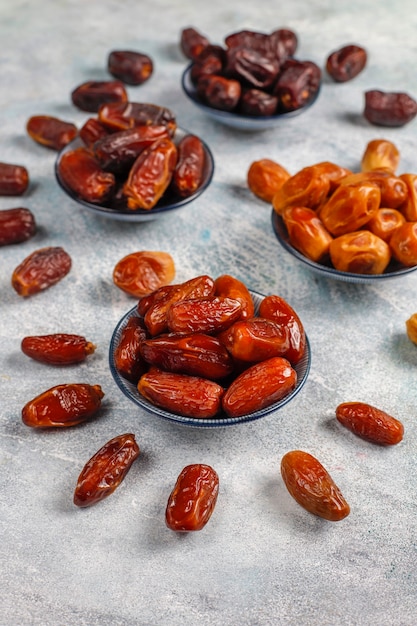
[55,102,214,221]
[109,274,311,427]
[180,27,322,131]
[263,140,417,283]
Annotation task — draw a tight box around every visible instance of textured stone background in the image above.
[1,1,417,624]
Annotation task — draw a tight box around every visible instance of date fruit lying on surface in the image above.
[336,402,404,445]
[165,464,219,531]
[71,80,128,112]
[73,433,140,507]
[181,25,321,116]
[12,246,72,296]
[326,44,367,82]
[364,90,417,127]
[22,383,104,428]
[0,162,29,196]
[21,334,96,365]
[26,115,78,150]
[113,250,175,298]
[107,50,153,85]
[267,138,417,274]
[0,207,36,246]
[115,273,305,419]
[281,450,350,521]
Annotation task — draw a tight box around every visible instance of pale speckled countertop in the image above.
[1,1,417,625]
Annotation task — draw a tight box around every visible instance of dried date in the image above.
[247,159,290,202]
[113,250,175,297]
[57,147,115,204]
[274,60,321,112]
[336,401,404,445]
[74,433,140,507]
[22,383,104,428]
[113,315,148,383]
[364,90,417,127]
[21,333,96,365]
[326,44,367,82]
[0,162,29,196]
[107,50,153,85]
[361,138,400,173]
[79,117,110,148]
[71,80,128,112]
[171,134,206,197]
[180,27,210,61]
[259,294,306,365]
[167,296,242,334]
[214,274,254,320]
[282,206,333,264]
[98,101,177,135]
[166,464,219,532]
[225,47,280,90]
[389,222,417,266]
[197,74,241,111]
[329,230,391,274]
[218,318,290,363]
[26,115,78,150]
[12,246,72,297]
[0,207,36,246]
[239,89,278,116]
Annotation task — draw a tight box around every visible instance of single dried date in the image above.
[12,246,72,297]
[58,147,115,204]
[197,74,241,111]
[218,318,290,363]
[171,134,206,197]
[239,89,278,116]
[98,101,177,135]
[21,333,96,365]
[336,401,404,445]
[166,464,219,532]
[113,315,148,383]
[26,115,78,150]
[0,208,36,246]
[0,162,29,196]
[214,274,254,320]
[259,295,306,365]
[364,90,417,127]
[180,27,210,61]
[108,50,153,85]
[274,60,321,112]
[22,383,104,428]
[74,433,140,507]
[71,80,128,112]
[167,296,242,334]
[326,44,367,82]
[113,250,175,297]
[247,159,290,202]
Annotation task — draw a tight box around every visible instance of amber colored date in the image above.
[0,162,29,196]
[389,222,417,267]
[222,356,297,418]
[108,50,153,85]
[339,170,407,209]
[113,315,148,383]
[26,115,78,150]
[171,134,206,197]
[364,90,417,127]
[12,246,72,297]
[272,165,330,215]
[140,333,234,379]
[166,464,219,532]
[361,139,400,174]
[367,208,405,242]
[0,207,36,246]
[282,206,333,264]
[71,80,128,113]
[167,296,242,334]
[74,433,140,507]
[319,182,381,236]
[326,44,367,82]
[113,250,175,297]
[399,174,417,221]
[247,159,290,203]
[98,101,177,135]
[281,450,350,521]
[336,401,404,445]
[138,368,224,418]
[330,230,391,274]
[58,147,115,204]
[214,274,254,320]
[123,137,178,210]
[259,294,306,365]
[22,383,104,428]
[21,334,96,365]
[218,318,290,363]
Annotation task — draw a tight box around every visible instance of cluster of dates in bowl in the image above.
[180,26,321,130]
[55,101,214,221]
[109,273,311,427]
[246,138,417,282]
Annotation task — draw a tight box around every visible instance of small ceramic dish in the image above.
[271,210,417,283]
[55,126,215,222]
[181,64,321,131]
[109,289,311,427]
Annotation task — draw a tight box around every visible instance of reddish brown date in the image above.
[274,60,321,112]
[108,50,153,85]
[98,101,177,135]
[282,206,333,264]
[214,274,254,320]
[171,134,206,197]
[336,402,404,445]
[123,137,178,210]
[167,296,242,334]
[0,208,36,246]
[326,44,367,82]
[0,162,29,196]
[138,368,223,418]
[281,450,350,521]
[222,356,297,418]
[58,147,115,204]
[180,27,210,61]
[259,294,306,365]
[12,246,72,297]
[113,250,175,297]
[239,89,278,116]
[197,74,241,111]
[22,383,104,428]
[21,333,96,365]
[73,433,140,507]
[364,90,417,127]
[390,222,417,267]
[225,47,280,90]
[218,318,290,363]
[140,333,234,379]
[71,80,128,112]
[79,117,110,147]
[166,464,219,532]
[26,115,78,150]
[113,315,148,383]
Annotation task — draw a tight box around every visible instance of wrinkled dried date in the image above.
[364,90,417,127]
[281,450,350,521]
[22,383,104,428]
[282,206,333,264]
[166,464,219,532]
[197,74,242,111]
[113,250,175,297]
[26,115,78,150]
[326,44,367,82]
[108,50,153,85]
[389,222,417,266]
[259,294,306,365]
[21,333,96,365]
[0,207,36,246]
[225,47,280,90]
[58,146,115,204]
[167,296,242,334]
[74,433,140,507]
[239,89,278,116]
[361,139,400,173]
[79,117,110,147]
[329,230,391,274]
[336,401,404,445]
[180,27,210,61]
[218,318,290,363]
[113,315,148,383]
[71,80,128,112]
[171,134,206,197]
[98,101,177,134]
[247,159,290,202]
[214,274,254,320]
[274,60,321,112]
[0,162,29,196]
[12,246,72,296]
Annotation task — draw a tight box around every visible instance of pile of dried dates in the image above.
[113,273,306,419]
[180,26,321,116]
[56,101,208,210]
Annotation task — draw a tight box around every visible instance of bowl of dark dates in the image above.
[109,274,311,427]
[55,101,214,221]
[180,27,322,131]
